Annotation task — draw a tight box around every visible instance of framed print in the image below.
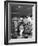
[4,1,37,45]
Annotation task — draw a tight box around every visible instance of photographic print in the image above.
[4,1,37,45]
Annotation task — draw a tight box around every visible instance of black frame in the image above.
[4,1,37,45]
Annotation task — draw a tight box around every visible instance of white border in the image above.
[8,3,35,43]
